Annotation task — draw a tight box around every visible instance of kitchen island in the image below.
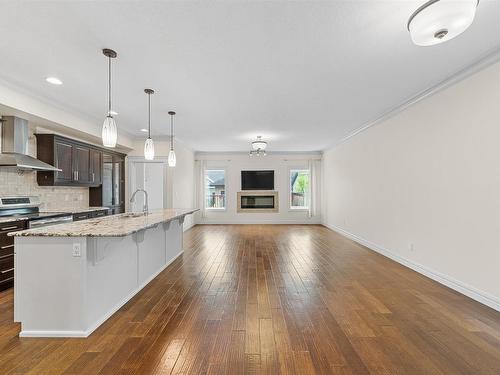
[11,208,198,337]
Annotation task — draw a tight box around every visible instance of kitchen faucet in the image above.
[130,189,149,215]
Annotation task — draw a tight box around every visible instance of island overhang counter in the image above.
[11,208,198,338]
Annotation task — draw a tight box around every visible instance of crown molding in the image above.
[326,44,500,151]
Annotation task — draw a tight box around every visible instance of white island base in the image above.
[14,218,186,338]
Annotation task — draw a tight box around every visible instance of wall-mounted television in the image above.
[241,170,274,190]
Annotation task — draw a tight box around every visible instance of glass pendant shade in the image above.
[168,149,176,167]
[102,115,117,148]
[252,141,267,150]
[408,0,478,46]
[144,137,155,160]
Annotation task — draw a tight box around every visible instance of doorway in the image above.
[128,160,168,212]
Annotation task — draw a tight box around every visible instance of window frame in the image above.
[204,168,227,211]
[289,168,310,211]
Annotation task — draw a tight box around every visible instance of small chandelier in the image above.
[143,89,155,160]
[408,0,479,47]
[249,136,267,157]
[101,48,118,147]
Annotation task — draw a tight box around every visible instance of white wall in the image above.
[197,152,321,224]
[128,138,196,231]
[0,81,134,150]
[171,140,196,230]
[322,59,500,311]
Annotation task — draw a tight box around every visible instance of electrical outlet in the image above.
[72,243,81,257]
[409,243,415,252]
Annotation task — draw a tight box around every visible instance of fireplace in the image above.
[241,195,275,209]
[237,191,279,213]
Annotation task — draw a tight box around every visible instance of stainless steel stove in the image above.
[0,196,73,228]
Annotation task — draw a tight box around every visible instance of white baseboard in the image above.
[19,330,89,338]
[19,250,185,338]
[322,223,500,312]
[197,219,322,225]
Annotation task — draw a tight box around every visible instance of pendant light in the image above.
[408,0,479,47]
[168,111,177,167]
[101,49,118,147]
[144,89,155,160]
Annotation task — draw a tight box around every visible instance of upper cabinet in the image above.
[53,139,73,183]
[35,134,122,187]
[89,152,125,214]
[89,149,102,185]
[73,144,91,184]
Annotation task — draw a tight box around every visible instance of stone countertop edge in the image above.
[0,207,110,225]
[41,207,110,214]
[11,208,199,237]
[0,216,30,224]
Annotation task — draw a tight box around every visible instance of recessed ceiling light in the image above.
[140,128,148,132]
[109,110,118,116]
[408,0,479,46]
[46,77,63,85]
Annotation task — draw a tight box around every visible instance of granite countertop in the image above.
[12,208,198,237]
[0,216,30,225]
[42,207,110,214]
[0,207,110,225]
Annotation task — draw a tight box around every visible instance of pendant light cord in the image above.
[108,56,111,115]
[148,92,151,138]
[170,114,174,150]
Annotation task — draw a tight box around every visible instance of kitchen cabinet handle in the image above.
[73,171,77,181]
[1,244,14,250]
[92,172,95,182]
[1,268,14,274]
[1,226,18,231]
[76,171,79,180]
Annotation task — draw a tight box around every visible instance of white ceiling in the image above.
[1,1,500,152]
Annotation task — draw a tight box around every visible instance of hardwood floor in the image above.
[0,224,499,374]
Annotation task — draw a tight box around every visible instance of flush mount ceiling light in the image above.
[46,77,63,85]
[249,136,267,157]
[140,128,148,132]
[168,111,177,167]
[101,48,118,147]
[143,89,155,161]
[408,0,479,46]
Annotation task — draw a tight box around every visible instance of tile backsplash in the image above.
[0,169,89,210]
[0,123,89,211]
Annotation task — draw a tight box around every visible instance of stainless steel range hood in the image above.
[0,116,61,171]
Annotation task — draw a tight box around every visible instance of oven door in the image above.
[28,215,73,229]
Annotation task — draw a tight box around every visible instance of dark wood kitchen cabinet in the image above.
[54,139,74,183]
[73,209,108,222]
[0,220,26,291]
[36,133,126,210]
[73,145,91,184]
[35,134,108,187]
[89,149,102,185]
[89,152,125,214]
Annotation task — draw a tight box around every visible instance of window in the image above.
[290,169,310,209]
[205,169,226,209]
